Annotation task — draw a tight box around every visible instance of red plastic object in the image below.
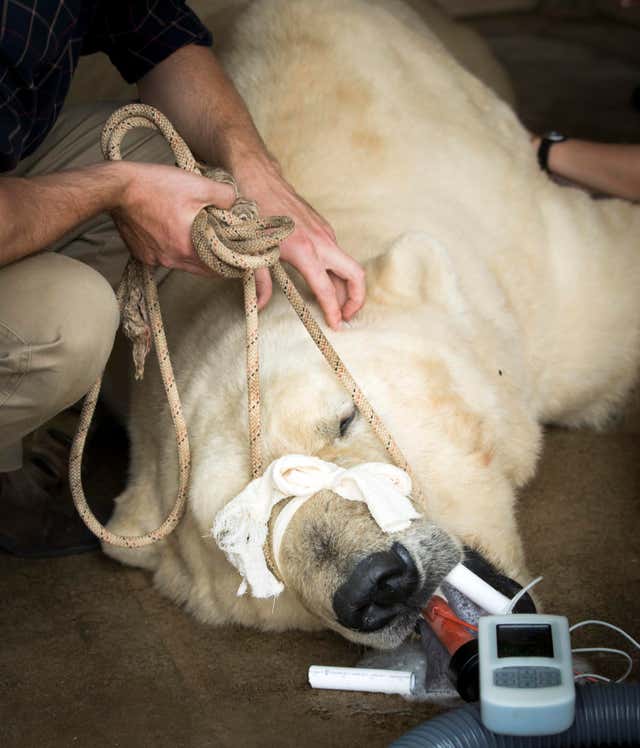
[423,595,476,655]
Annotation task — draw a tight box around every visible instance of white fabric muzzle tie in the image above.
[211,455,421,599]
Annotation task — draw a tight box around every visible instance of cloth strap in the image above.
[212,455,421,599]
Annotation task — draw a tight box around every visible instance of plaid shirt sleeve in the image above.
[84,1,213,84]
[0,71,27,172]
[0,0,91,171]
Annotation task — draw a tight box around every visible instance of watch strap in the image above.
[537,132,567,173]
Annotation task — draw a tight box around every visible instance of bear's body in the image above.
[105,0,640,643]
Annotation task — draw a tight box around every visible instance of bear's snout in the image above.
[332,542,419,632]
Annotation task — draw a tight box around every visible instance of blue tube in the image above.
[389,684,640,747]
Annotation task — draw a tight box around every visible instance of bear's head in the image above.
[185,232,541,646]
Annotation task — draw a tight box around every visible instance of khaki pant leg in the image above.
[0,100,177,470]
[0,253,120,469]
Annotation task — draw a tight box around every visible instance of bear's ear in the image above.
[367,231,469,318]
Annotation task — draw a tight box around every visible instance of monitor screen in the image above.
[496,624,554,658]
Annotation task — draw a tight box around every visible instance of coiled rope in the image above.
[69,103,419,550]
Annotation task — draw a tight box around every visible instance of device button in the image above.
[494,668,519,687]
[493,667,562,688]
[534,668,561,687]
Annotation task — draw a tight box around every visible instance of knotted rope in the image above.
[69,103,419,549]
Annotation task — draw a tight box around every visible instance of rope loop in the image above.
[100,102,198,171]
[191,207,291,278]
[70,103,419,551]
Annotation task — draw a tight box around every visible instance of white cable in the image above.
[569,619,640,650]
[574,672,611,683]
[572,647,634,683]
[569,619,640,684]
[504,575,544,614]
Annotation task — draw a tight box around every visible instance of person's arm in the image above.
[0,164,125,267]
[0,161,235,272]
[533,136,640,202]
[137,44,365,329]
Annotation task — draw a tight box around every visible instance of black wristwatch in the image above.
[537,131,567,173]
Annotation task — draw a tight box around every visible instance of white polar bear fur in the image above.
[104,0,640,633]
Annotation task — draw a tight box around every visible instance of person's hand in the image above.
[233,159,366,330]
[112,161,236,276]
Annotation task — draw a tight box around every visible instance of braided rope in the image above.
[69,103,419,550]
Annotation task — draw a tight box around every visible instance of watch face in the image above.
[546,131,566,142]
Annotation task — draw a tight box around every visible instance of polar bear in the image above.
[104,0,640,649]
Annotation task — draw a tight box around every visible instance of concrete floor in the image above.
[2,10,640,748]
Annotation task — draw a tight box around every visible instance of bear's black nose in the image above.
[333,542,419,632]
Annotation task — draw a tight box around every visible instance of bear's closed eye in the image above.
[339,410,357,437]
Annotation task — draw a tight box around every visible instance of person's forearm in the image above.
[137,44,274,176]
[0,162,131,267]
[548,140,640,201]
[138,43,367,327]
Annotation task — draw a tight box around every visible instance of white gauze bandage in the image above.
[211,454,421,599]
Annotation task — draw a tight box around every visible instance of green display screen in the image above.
[497,624,554,658]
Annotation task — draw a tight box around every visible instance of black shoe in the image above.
[0,411,103,558]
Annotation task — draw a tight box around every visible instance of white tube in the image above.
[308,666,415,696]
[445,563,511,614]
